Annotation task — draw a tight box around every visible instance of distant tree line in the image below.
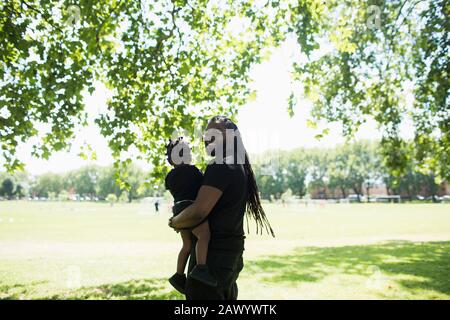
[0,164,162,202]
[253,141,447,202]
[0,141,447,203]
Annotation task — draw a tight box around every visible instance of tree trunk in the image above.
[340,187,347,199]
[353,187,361,202]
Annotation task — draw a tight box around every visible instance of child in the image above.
[165,137,217,294]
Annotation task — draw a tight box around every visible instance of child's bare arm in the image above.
[170,185,222,229]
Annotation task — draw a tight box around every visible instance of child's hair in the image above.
[166,137,191,166]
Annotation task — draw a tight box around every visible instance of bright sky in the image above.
[11,39,414,175]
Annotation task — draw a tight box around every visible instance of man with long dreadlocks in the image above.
[169,116,274,300]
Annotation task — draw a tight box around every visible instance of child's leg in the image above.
[191,221,210,266]
[177,230,192,275]
[189,221,217,287]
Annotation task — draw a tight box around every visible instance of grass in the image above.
[0,201,449,299]
[244,241,450,299]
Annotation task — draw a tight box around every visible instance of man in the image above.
[168,116,274,299]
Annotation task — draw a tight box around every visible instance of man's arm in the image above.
[170,185,223,229]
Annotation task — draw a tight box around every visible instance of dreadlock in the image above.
[208,116,275,237]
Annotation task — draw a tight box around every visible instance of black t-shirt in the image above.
[165,165,203,202]
[202,163,247,252]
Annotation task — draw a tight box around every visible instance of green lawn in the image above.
[0,201,449,299]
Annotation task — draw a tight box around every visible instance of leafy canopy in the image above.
[0,0,448,183]
[290,0,449,181]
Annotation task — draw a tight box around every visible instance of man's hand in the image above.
[168,217,180,232]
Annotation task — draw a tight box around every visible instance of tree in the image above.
[343,142,380,202]
[1,0,447,184]
[121,164,146,203]
[118,191,129,203]
[31,173,62,198]
[96,166,121,200]
[254,161,287,200]
[58,190,70,201]
[359,142,381,202]
[65,166,98,197]
[290,0,449,182]
[0,171,29,199]
[327,148,351,198]
[280,188,293,205]
[306,149,329,199]
[381,140,441,200]
[14,184,25,199]
[0,178,14,199]
[283,150,308,198]
[0,0,289,179]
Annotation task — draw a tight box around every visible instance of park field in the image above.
[0,201,449,300]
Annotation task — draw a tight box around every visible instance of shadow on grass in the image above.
[246,240,450,296]
[1,278,183,300]
[0,281,48,299]
[46,278,184,300]
[3,241,448,299]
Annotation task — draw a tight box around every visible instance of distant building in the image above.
[438,181,450,196]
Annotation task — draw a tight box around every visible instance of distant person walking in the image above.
[154,199,160,213]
